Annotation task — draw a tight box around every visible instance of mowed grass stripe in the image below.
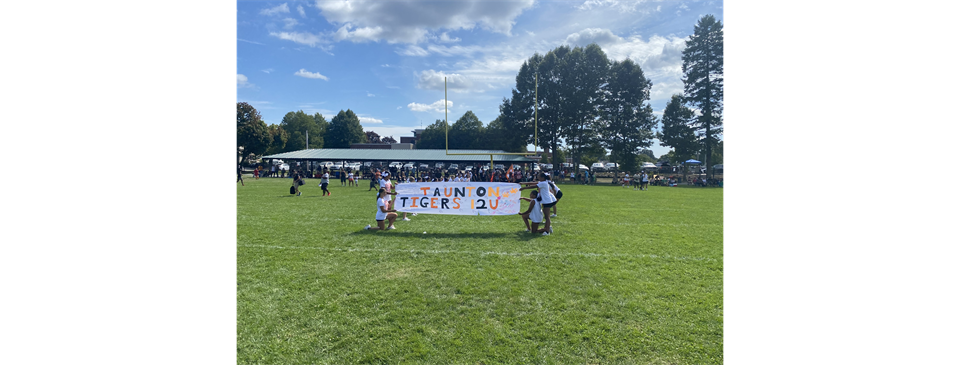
[238,177,722,364]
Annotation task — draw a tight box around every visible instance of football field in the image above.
[237,177,723,364]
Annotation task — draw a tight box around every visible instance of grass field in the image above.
[237,177,723,364]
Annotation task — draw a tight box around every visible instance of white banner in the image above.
[392,182,522,215]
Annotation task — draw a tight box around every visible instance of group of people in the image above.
[518,172,562,236]
[619,171,650,191]
[364,169,418,231]
[361,169,564,236]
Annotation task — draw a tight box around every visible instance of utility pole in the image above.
[306,130,309,150]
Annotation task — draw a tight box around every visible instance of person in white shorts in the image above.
[641,171,649,190]
[519,172,557,235]
[518,190,548,234]
[347,170,356,187]
[364,188,398,231]
[622,173,631,188]
[634,171,643,190]
[545,173,561,217]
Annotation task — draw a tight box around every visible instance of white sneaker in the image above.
[550,214,557,217]
[525,228,531,232]
[542,231,550,236]
[364,225,371,230]
[387,226,396,230]
[412,213,418,216]
[402,217,411,221]
[549,227,554,233]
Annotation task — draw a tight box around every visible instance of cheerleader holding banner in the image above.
[392,182,522,215]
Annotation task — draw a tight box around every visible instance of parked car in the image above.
[591,162,605,171]
[419,163,430,169]
[542,163,553,170]
[448,164,459,171]
[641,162,657,171]
[712,164,723,173]
[494,164,505,169]
[532,163,540,171]
[605,163,619,170]
[562,163,573,168]
[464,165,473,171]
[435,162,445,169]
[578,164,589,171]
[403,163,415,170]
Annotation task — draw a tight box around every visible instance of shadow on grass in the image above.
[349,230,544,241]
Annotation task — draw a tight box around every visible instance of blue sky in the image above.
[237,0,724,157]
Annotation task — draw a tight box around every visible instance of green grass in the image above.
[238,177,722,364]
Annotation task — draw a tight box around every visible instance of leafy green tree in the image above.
[382,136,397,144]
[450,111,484,149]
[365,130,381,143]
[265,124,288,155]
[535,47,571,168]
[559,44,609,174]
[682,14,723,177]
[324,109,366,148]
[280,110,326,151]
[415,119,449,149]
[539,148,565,164]
[599,58,656,175]
[237,102,270,157]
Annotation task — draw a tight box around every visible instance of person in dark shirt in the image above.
[237,165,244,186]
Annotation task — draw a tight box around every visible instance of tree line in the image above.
[238,15,722,174]
[237,106,372,157]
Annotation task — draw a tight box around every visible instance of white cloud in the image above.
[358,116,383,124]
[269,31,324,47]
[563,28,687,83]
[438,32,461,43]
[408,100,453,112]
[238,38,265,45]
[294,68,329,80]
[417,70,474,92]
[261,68,274,74]
[314,0,535,44]
[260,3,290,16]
[282,18,298,29]
[297,4,306,17]
[398,45,429,56]
[367,92,375,97]
[333,24,384,43]
[381,64,390,67]
[237,74,253,88]
[577,0,648,13]
[565,28,622,46]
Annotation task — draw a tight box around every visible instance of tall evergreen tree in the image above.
[682,14,723,177]
[658,94,699,164]
[560,44,609,173]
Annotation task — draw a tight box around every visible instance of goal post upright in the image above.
[442,74,541,173]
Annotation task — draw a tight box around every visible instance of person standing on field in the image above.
[237,164,244,186]
[320,168,331,196]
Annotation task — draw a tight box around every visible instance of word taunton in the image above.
[394,183,521,216]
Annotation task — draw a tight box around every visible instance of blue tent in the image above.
[684,159,702,165]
